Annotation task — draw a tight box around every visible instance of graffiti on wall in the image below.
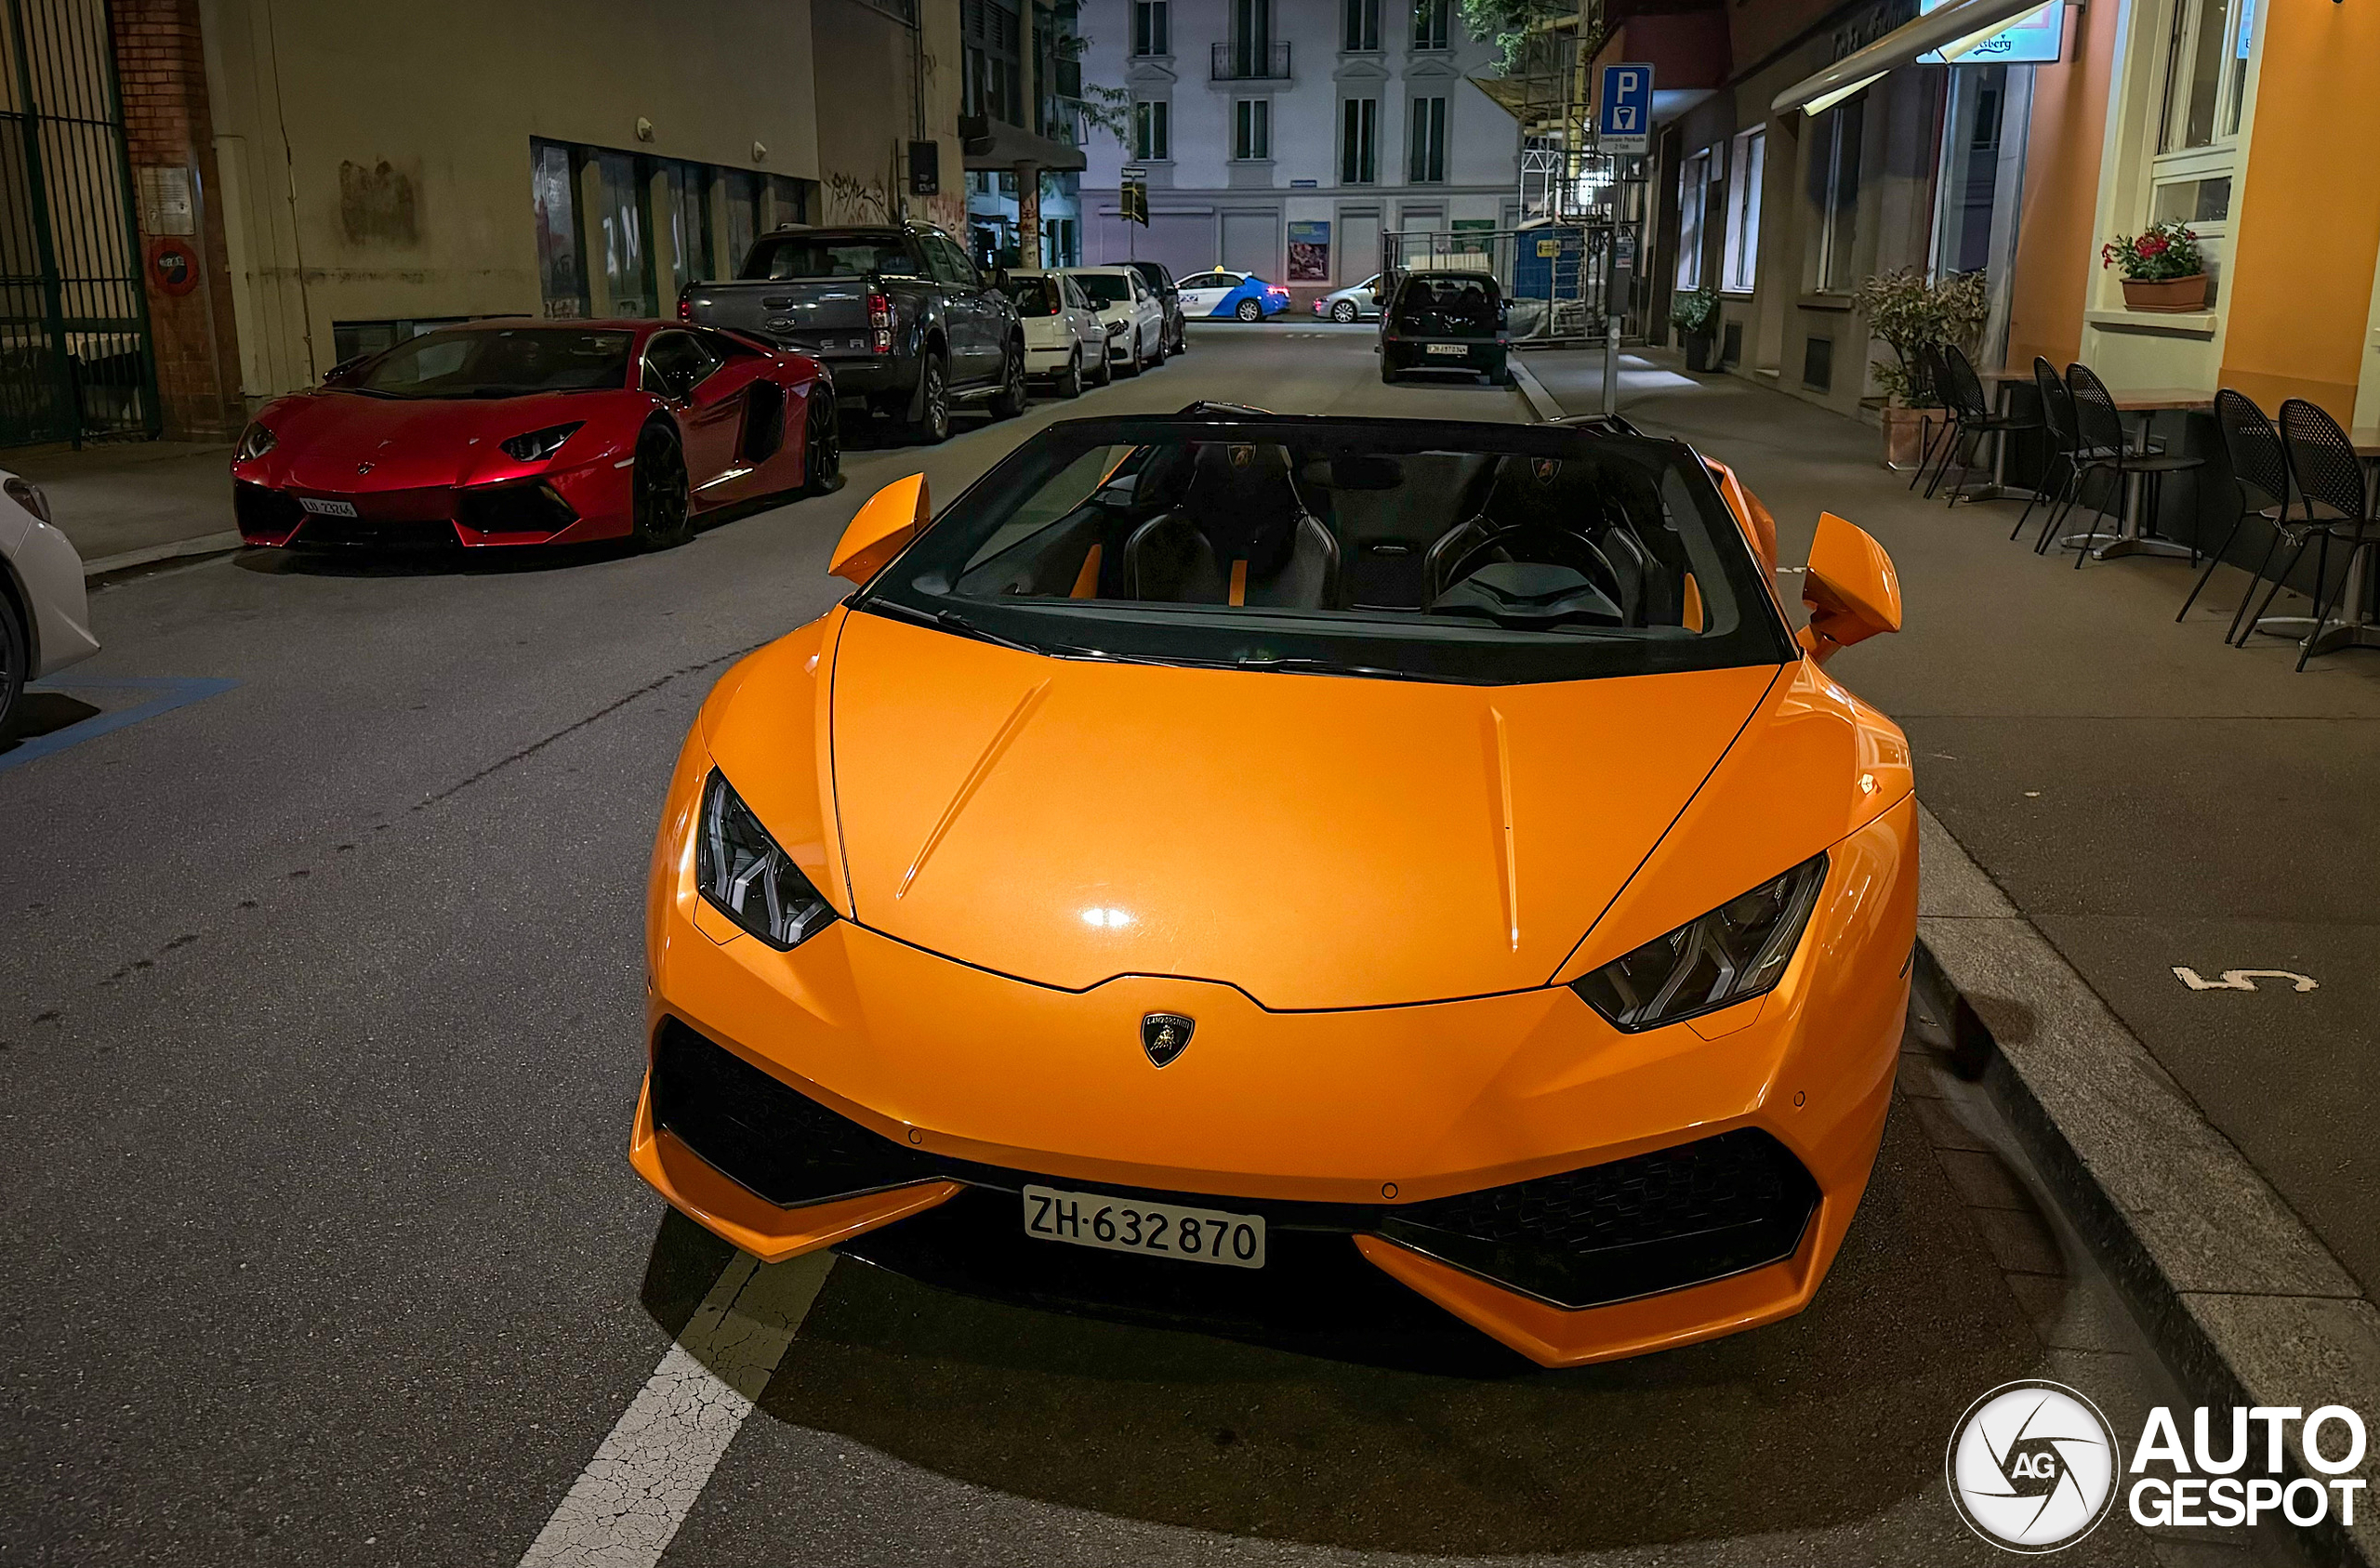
[825,171,892,226]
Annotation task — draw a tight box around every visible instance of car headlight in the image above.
[1569,852,1830,1032]
[235,421,276,460]
[694,771,837,950]
[499,422,583,463]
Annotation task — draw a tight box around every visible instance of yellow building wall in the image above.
[2217,0,2380,419]
[2003,0,2120,375]
[201,0,820,400]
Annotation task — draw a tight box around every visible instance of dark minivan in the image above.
[1380,270,1510,387]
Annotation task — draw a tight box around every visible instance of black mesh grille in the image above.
[649,1021,1817,1315]
[1377,1128,1818,1309]
[233,481,302,535]
[455,481,575,535]
[650,1019,941,1205]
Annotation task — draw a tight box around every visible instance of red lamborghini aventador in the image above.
[230,319,839,550]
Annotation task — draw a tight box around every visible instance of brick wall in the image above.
[111,0,245,440]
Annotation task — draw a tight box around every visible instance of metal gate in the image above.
[1380,223,1611,345]
[0,0,155,446]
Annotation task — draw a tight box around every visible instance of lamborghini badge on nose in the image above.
[1141,1013,1196,1067]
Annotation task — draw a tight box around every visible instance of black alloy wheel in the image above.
[1332,300,1358,323]
[1055,349,1082,399]
[801,389,841,495]
[0,588,25,740]
[1236,298,1263,323]
[910,353,950,444]
[631,421,693,549]
[989,341,1029,418]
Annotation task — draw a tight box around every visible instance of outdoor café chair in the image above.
[1933,345,2038,507]
[2054,362,2203,569]
[2236,398,2375,670]
[2178,389,2290,626]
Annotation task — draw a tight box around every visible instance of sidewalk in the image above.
[1526,344,2380,1554]
[2,439,238,572]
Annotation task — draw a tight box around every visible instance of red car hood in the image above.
[254,389,623,492]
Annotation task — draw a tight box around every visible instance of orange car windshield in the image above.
[858,416,1794,685]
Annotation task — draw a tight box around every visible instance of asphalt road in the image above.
[2,324,2236,1566]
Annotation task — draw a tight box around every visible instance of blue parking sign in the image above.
[1597,63,1654,154]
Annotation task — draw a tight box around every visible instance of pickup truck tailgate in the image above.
[709,281,872,354]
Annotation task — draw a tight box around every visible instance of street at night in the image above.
[5,1,2379,1564]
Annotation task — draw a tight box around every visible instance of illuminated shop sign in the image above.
[1915,0,2066,65]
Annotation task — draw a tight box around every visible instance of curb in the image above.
[1505,354,1567,425]
[82,529,245,580]
[1915,804,2377,1568]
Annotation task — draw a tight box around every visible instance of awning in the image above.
[959,115,1088,174]
[1770,0,2058,116]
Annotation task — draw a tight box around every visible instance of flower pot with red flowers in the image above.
[2101,221,2210,312]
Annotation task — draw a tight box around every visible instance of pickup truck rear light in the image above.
[867,292,893,354]
[676,288,693,323]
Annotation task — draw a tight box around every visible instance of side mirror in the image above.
[992,267,1011,293]
[1795,512,1902,665]
[323,353,370,385]
[829,473,931,586]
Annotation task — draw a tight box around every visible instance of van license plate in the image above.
[1426,343,1468,357]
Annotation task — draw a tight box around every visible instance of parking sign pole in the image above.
[1593,64,1654,418]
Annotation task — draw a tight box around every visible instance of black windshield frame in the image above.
[346,327,636,399]
[853,415,1796,686]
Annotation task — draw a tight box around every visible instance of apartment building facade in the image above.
[1078,0,1522,303]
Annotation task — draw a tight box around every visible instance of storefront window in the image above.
[1809,97,1863,292]
[1675,148,1710,290]
[1722,127,1764,294]
[592,150,649,317]
[532,140,586,319]
[721,170,760,275]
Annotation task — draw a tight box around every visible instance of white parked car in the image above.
[0,470,99,736]
[1001,269,1110,398]
[1061,266,1167,377]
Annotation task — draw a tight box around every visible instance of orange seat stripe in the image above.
[1229,559,1248,606]
[1070,542,1103,599]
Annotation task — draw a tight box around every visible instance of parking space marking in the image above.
[517,1250,833,1568]
[0,676,239,775]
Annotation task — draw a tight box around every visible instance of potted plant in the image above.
[1670,285,1720,372]
[1854,267,1989,471]
[2101,221,2208,312]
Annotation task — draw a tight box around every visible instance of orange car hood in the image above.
[823,611,1782,1009]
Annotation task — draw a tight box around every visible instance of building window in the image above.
[1407,95,1446,183]
[2159,0,2254,152]
[965,0,1025,125]
[1342,97,1378,184]
[1809,95,1863,292]
[1133,99,1170,161]
[1343,0,1379,51]
[1234,98,1272,161]
[531,139,586,318]
[1675,148,1711,290]
[1132,0,1168,57]
[1411,0,1448,51]
[1721,126,1764,294]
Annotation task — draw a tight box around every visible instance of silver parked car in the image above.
[1312,273,1385,323]
[0,469,99,736]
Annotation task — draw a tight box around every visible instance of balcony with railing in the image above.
[1210,40,1290,81]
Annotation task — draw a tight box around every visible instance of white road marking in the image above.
[2172,966,2318,993]
[517,1250,833,1568]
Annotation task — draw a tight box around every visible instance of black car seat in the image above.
[1329,453,1496,609]
[1422,454,1680,626]
[1124,443,1341,608]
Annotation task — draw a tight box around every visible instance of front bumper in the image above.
[231,463,615,549]
[633,789,1914,1367]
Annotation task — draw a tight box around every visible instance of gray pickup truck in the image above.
[678,223,1026,445]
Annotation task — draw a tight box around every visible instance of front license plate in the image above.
[298,496,358,517]
[1022,1184,1265,1269]
[1425,343,1469,357]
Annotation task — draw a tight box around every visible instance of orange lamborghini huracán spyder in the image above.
[630,408,1912,1367]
